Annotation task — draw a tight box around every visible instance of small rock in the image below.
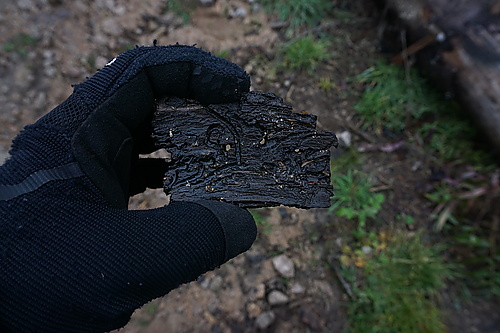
[272,254,295,278]
[209,275,223,291]
[147,20,160,31]
[246,302,261,318]
[17,0,34,10]
[197,275,210,289]
[267,290,289,306]
[337,131,352,147]
[228,7,247,18]
[361,246,372,255]
[412,160,422,172]
[255,311,275,329]
[290,282,305,294]
[112,5,126,15]
[255,283,266,299]
[63,65,81,78]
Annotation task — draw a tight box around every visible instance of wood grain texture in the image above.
[152,91,338,208]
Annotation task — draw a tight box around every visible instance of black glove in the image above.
[0,45,256,332]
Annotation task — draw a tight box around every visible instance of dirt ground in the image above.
[1,0,499,332]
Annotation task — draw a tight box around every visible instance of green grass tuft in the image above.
[165,0,194,24]
[250,209,272,235]
[259,0,330,36]
[2,33,37,56]
[354,60,499,304]
[330,169,385,229]
[355,62,448,133]
[346,232,452,333]
[281,36,331,72]
[355,62,494,166]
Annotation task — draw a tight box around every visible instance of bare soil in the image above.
[1,0,498,332]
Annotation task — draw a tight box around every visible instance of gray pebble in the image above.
[272,254,295,278]
[267,290,289,306]
[255,311,276,329]
[209,275,223,291]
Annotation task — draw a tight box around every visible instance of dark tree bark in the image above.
[152,91,338,208]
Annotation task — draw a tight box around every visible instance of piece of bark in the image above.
[151,91,338,208]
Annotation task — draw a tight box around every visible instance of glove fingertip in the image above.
[193,200,256,261]
[189,57,250,104]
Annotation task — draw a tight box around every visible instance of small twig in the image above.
[369,185,392,192]
[150,26,167,43]
[344,35,360,51]
[375,171,391,186]
[345,122,376,144]
[288,297,314,309]
[269,21,288,30]
[136,199,150,210]
[434,201,457,232]
[392,33,439,65]
[330,258,354,300]
[285,84,295,103]
[431,202,446,219]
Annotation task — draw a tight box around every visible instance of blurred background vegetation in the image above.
[251,0,499,331]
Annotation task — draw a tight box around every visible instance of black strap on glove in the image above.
[0,45,256,332]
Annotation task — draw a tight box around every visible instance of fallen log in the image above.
[152,91,338,208]
[380,0,500,154]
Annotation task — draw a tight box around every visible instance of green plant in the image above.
[417,118,488,164]
[424,175,500,298]
[259,0,330,36]
[165,0,194,23]
[355,62,445,134]
[318,77,336,92]
[281,36,331,72]
[85,55,97,72]
[444,206,499,298]
[396,213,415,226]
[355,62,494,166]
[134,300,160,328]
[143,302,159,316]
[2,33,37,56]
[330,169,385,229]
[346,232,452,333]
[215,49,230,59]
[250,209,272,234]
[118,43,135,54]
[331,148,362,173]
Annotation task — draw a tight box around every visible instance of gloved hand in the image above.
[0,44,256,332]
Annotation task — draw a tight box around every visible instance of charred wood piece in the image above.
[152,91,338,208]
